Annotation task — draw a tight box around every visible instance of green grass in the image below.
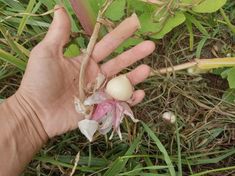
[0,0,235,175]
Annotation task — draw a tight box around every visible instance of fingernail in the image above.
[131,13,141,29]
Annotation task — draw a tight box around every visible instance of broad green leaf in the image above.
[139,12,161,33]
[127,0,155,13]
[115,37,143,53]
[89,0,105,14]
[105,0,126,21]
[192,0,227,13]
[151,11,186,39]
[227,67,235,88]
[222,89,235,103]
[64,43,80,57]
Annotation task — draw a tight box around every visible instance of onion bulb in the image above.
[105,74,133,101]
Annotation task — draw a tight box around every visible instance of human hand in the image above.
[17,5,155,138]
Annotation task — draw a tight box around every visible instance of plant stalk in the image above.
[78,0,113,101]
[150,57,235,76]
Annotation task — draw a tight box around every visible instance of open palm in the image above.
[18,6,155,138]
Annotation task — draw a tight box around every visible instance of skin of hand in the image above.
[17,6,156,138]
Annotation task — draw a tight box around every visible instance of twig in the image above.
[78,0,113,101]
[69,152,80,176]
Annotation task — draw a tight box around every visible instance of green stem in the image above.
[219,8,235,34]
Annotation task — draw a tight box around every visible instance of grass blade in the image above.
[119,166,170,175]
[191,165,235,176]
[103,134,142,176]
[0,48,26,70]
[142,122,176,176]
[17,0,36,36]
[0,24,27,61]
[185,13,209,36]
[196,36,208,58]
[185,18,194,51]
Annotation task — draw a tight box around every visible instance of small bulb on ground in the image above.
[105,74,133,101]
[162,111,176,124]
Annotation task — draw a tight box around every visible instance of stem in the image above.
[78,0,112,101]
[150,61,197,76]
[197,57,235,69]
[150,57,235,76]
[219,8,235,34]
[69,152,80,176]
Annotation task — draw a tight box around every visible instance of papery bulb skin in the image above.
[162,111,176,124]
[105,74,133,101]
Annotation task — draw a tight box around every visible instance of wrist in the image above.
[4,92,48,149]
[0,92,48,175]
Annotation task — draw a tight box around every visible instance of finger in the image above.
[101,41,155,77]
[128,90,145,106]
[127,64,150,85]
[92,13,140,62]
[42,5,71,49]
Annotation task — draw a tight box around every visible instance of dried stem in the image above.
[150,61,197,76]
[150,57,235,76]
[78,0,113,101]
[69,152,80,176]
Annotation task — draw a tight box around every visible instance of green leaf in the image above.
[185,18,194,51]
[222,89,235,103]
[0,48,26,71]
[17,0,36,36]
[64,43,80,58]
[151,11,186,39]
[105,0,126,21]
[184,13,209,36]
[38,0,55,9]
[192,0,227,13]
[139,12,161,33]
[195,36,208,58]
[115,37,143,53]
[142,122,176,176]
[103,134,142,176]
[0,24,28,61]
[227,67,235,88]
[127,0,155,13]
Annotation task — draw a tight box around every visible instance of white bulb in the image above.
[162,111,176,124]
[105,74,133,101]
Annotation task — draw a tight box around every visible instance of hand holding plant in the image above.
[18,5,155,138]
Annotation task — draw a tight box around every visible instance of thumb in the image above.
[43,5,71,49]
